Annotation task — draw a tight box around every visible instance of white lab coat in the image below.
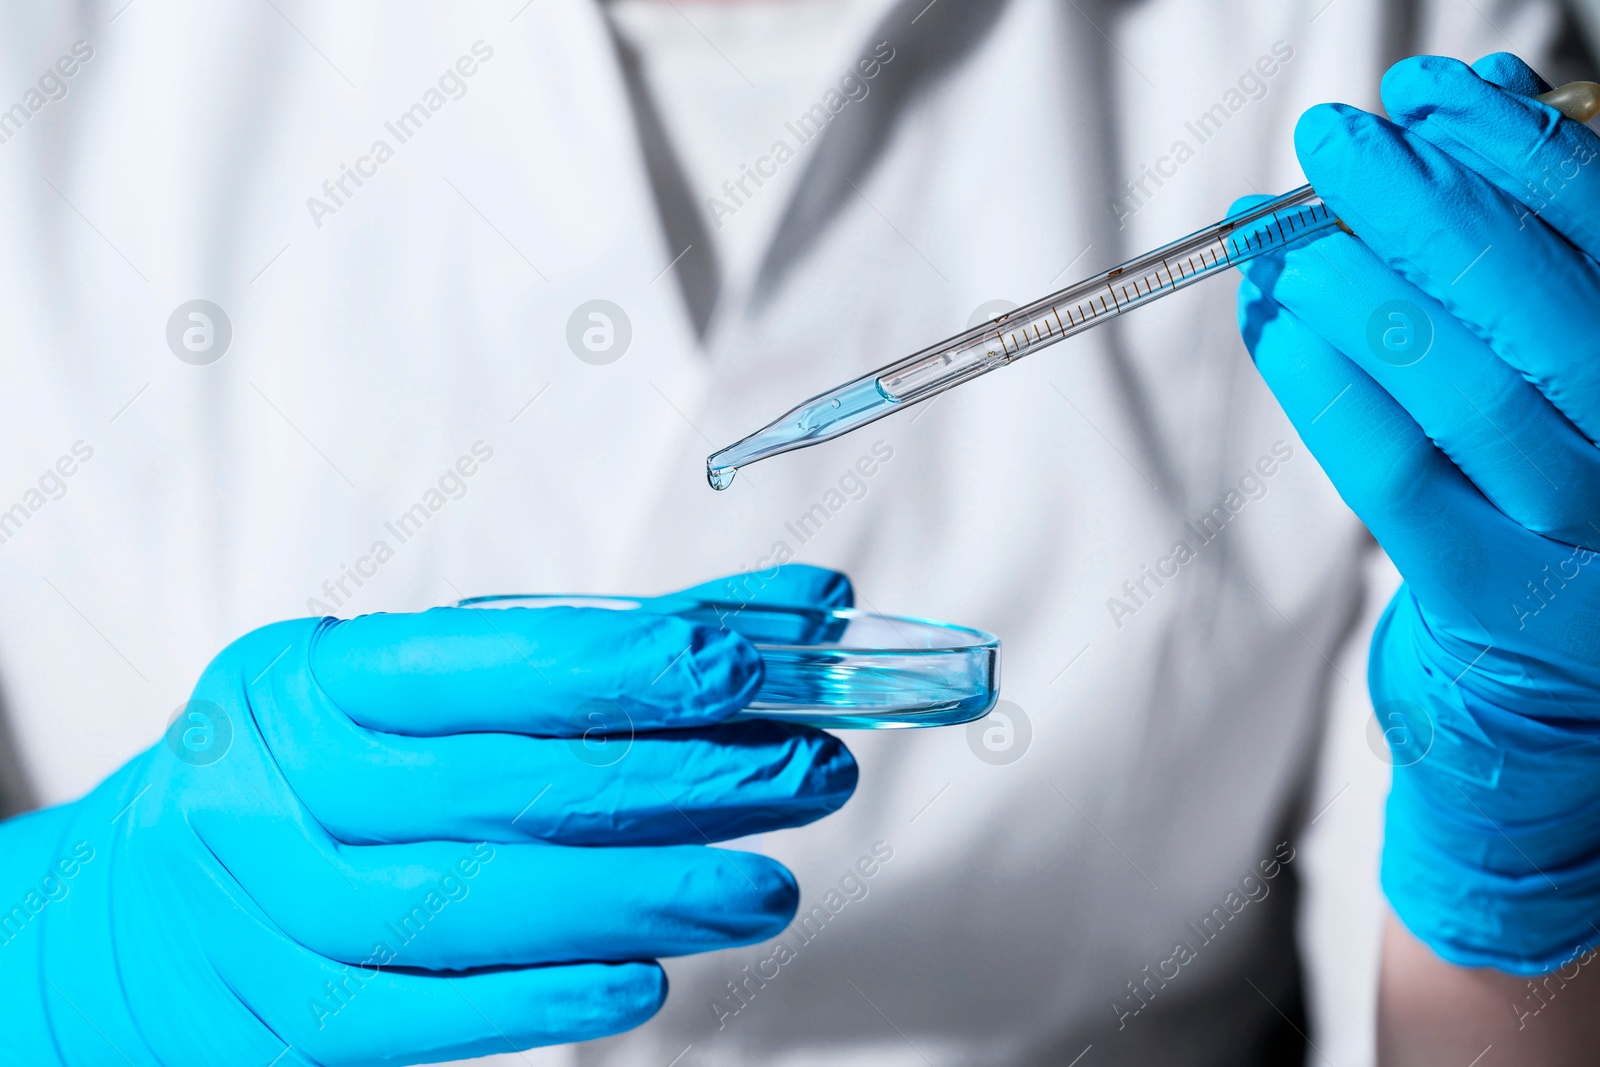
[0,0,1563,1063]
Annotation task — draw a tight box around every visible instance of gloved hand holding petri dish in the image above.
[0,563,867,1065]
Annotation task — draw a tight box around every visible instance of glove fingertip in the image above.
[670,563,856,611]
[632,963,670,1018]
[766,563,855,610]
[1293,102,1366,167]
[1470,51,1551,96]
[814,569,855,610]
[756,857,802,924]
[685,625,764,718]
[1379,54,1470,122]
[709,849,803,932]
[809,729,860,808]
[597,962,669,1030]
[1381,52,1551,131]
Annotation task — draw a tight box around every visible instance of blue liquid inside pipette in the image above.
[706,376,898,490]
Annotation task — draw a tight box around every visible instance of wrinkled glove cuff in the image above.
[1374,589,1600,973]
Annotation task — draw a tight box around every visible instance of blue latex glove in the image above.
[1233,54,1600,974]
[0,565,857,1065]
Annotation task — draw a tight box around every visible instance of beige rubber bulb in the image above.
[1538,80,1600,122]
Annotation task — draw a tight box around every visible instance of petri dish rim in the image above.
[455,593,1000,655]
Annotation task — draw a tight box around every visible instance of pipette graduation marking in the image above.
[704,81,1600,491]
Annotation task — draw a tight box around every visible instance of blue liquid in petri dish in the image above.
[747,650,997,728]
[657,599,998,728]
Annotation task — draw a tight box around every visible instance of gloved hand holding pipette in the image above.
[1234,48,1600,1003]
[0,566,857,1066]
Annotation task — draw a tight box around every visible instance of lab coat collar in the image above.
[588,0,1015,338]
[751,0,1014,308]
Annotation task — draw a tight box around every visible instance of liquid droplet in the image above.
[831,398,841,408]
[707,466,736,491]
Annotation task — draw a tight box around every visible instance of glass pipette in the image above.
[704,187,1331,489]
[705,81,1600,491]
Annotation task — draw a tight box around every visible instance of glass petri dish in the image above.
[456,594,1000,729]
